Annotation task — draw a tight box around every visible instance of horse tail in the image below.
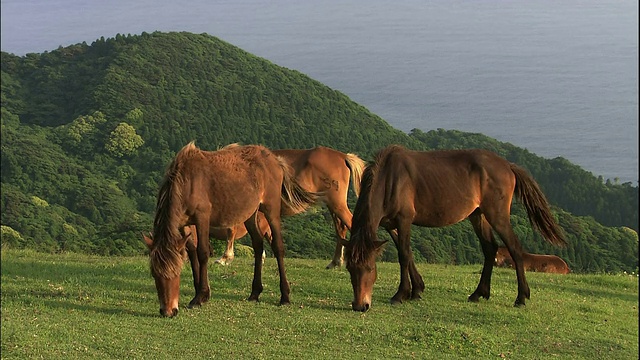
[510,163,567,247]
[151,142,197,278]
[278,157,320,214]
[344,153,367,197]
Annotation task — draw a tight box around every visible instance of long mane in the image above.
[348,145,404,266]
[150,141,198,278]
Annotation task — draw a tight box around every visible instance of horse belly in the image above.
[413,201,478,227]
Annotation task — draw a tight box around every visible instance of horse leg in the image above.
[266,214,291,305]
[389,220,418,304]
[245,212,264,302]
[467,211,498,303]
[483,209,530,306]
[215,228,236,265]
[189,220,212,308]
[385,227,424,300]
[326,208,351,269]
[185,233,201,295]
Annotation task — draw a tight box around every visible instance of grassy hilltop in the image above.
[1,249,638,359]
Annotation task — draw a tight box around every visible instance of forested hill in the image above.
[1,31,637,272]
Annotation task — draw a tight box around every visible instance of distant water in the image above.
[1,0,637,184]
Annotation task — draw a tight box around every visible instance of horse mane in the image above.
[349,145,403,266]
[220,142,241,150]
[150,141,198,278]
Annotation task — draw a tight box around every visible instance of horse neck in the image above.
[151,164,188,278]
[350,165,386,262]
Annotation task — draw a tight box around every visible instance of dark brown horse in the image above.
[220,147,366,269]
[148,142,317,317]
[343,145,566,311]
[495,246,570,274]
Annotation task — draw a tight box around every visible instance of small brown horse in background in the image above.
[220,147,366,269]
[147,142,317,317]
[495,246,570,274]
[344,145,566,311]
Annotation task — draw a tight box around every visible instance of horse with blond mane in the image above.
[216,147,365,268]
[147,142,317,317]
[343,145,566,311]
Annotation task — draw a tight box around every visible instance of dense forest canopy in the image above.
[1,31,637,273]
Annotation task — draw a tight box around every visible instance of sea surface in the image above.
[1,0,637,183]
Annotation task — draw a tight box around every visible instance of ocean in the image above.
[1,0,637,183]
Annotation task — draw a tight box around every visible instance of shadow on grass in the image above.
[40,298,157,318]
[535,280,638,303]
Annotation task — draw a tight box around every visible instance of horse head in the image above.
[494,247,512,267]
[342,238,386,312]
[143,231,188,318]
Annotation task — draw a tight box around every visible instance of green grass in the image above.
[1,248,638,359]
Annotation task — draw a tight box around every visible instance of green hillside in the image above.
[1,31,637,272]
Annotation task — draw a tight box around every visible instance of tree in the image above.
[105,122,144,157]
[64,111,106,147]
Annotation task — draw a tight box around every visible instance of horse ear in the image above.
[374,240,388,255]
[142,232,153,249]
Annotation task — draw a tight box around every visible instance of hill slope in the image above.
[1,31,637,272]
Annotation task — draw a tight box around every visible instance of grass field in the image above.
[1,248,638,359]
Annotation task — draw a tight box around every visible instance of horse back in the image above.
[530,253,571,274]
[273,147,351,195]
[181,144,283,228]
[390,148,514,227]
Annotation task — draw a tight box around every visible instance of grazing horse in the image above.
[148,142,317,317]
[495,246,570,274]
[219,147,366,269]
[343,145,566,311]
[143,219,271,268]
[144,214,272,265]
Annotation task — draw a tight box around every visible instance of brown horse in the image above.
[343,145,566,311]
[148,142,317,317]
[143,213,272,265]
[143,222,271,296]
[219,147,366,269]
[495,246,570,274]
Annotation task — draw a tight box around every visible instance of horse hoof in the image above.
[325,262,337,269]
[390,298,403,305]
[467,295,480,303]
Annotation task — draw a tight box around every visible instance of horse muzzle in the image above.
[160,307,179,318]
[352,301,370,312]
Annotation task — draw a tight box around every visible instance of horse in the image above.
[343,145,566,311]
[144,214,272,265]
[147,142,318,317]
[219,146,366,269]
[143,222,271,300]
[495,246,570,274]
